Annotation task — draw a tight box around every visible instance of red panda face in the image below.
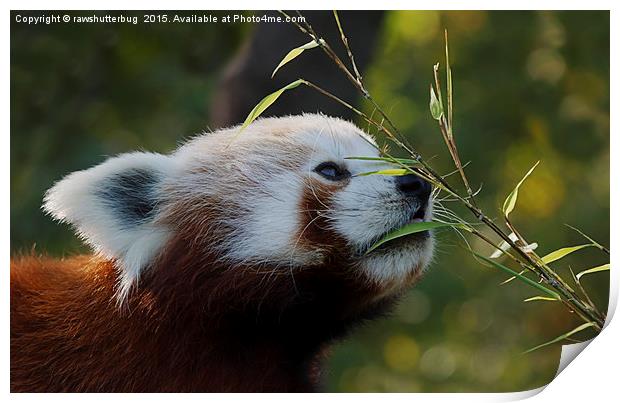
[44,114,433,306]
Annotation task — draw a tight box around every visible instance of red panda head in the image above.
[43,114,434,317]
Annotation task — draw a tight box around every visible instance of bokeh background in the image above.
[11,10,609,392]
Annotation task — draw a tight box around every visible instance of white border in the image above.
[0,0,617,10]
[4,2,616,401]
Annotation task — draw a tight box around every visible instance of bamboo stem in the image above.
[282,10,605,331]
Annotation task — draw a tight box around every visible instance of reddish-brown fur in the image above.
[11,176,413,392]
[11,252,396,392]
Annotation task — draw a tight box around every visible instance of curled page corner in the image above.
[502,340,594,401]
[500,385,546,401]
[555,340,593,377]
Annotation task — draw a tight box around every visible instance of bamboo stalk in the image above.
[280,10,605,331]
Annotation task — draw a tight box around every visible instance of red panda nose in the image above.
[396,174,432,201]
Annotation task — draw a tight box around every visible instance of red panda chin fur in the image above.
[11,247,407,392]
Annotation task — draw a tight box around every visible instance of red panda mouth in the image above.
[364,205,430,255]
[403,204,429,228]
[411,205,426,221]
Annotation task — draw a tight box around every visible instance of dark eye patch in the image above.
[314,162,351,181]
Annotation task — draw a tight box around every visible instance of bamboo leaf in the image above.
[490,232,519,258]
[490,240,512,259]
[367,222,455,254]
[271,40,323,78]
[239,79,305,132]
[490,233,537,259]
[500,269,526,285]
[356,169,408,177]
[524,296,559,302]
[429,85,443,120]
[345,156,420,165]
[576,264,610,281]
[524,322,595,353]
[541,244,595,265]
[472,252,561,300]
[565,224,609,253]
[445,29,453,129]
[502,161,540,217]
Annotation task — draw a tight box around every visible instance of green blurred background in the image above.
[11,10,609,392]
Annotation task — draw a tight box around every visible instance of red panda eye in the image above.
[314,162,350,181]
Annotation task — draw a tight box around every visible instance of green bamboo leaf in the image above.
[367,221,454,254]
[500,269,526,285]
[344,156,420,165]
[429,85,443,120]
[472,252,561,300]
[271,40,323,78]
[239,79,305,132]
[565,224,609,253]
[524,322,595,353]
[576,264,610,281]
[502,161,540,217]
[491,237,538,259]
[445,30,453,127]
[524,296,559,302]
[541,244,595,265]
[356,169,408,177]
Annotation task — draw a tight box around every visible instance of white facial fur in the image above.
[44,114,433,299]
[297,116,435,289]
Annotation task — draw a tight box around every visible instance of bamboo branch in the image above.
[281,10,605,331]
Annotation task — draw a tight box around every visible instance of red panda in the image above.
[11,114,434,392]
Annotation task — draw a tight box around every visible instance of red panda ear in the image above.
[43,152,176,300]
